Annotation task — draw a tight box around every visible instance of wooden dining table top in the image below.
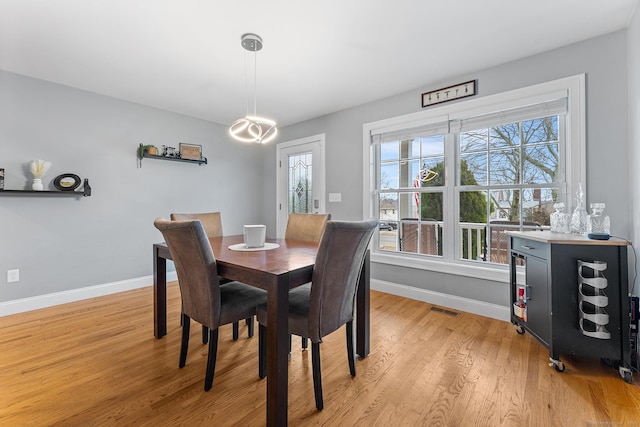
[207,235,318,290]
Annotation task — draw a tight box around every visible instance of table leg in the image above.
[356,250,370,357]
[266,274,289,426]
[153,244,167,339]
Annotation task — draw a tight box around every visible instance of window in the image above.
[455,106,565,264]
[363,75,585,279]
[378,134,445,256]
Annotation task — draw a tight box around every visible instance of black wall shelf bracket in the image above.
[142,153,207,165]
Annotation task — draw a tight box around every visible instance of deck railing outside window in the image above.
[379,220,545,264]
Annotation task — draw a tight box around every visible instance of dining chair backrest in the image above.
[171,212,223,238]
[307,219,377,342]
[285,213,331,243]
[154,218,221,329]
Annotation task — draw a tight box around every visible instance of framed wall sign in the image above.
[422,80,477,108]
[179,143,202,160]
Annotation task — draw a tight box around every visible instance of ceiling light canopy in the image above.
[229,33,277,144]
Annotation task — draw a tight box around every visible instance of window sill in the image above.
[371,251,510,283]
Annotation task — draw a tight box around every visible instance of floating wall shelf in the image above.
[0,179,91,197]
[138,143,207,166]
[0,189,90,197]
[142,153,208,165]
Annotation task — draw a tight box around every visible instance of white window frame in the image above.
[362,75,586,282]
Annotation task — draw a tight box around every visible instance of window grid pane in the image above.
[377,133,445,258]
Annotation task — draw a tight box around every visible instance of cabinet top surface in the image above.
[507,230,629,246]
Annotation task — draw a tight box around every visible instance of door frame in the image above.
[276,133,326,237]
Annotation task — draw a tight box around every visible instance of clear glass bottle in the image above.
[587,203,610,234]
[550,202,570,233]
[571,183,588,235]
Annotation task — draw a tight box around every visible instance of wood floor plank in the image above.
[1,283,639,426]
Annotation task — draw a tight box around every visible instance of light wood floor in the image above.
[1,283,639,426]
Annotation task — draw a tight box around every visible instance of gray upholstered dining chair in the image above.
[171,212,252,341]
[257,219,377,410]
[285,212,331,243]
[154,218,267,391]
[171,212,223,238]
[284,212,331,349]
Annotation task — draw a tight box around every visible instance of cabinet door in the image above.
[525,255,550,346]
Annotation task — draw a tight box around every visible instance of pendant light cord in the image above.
[244,49,249,117]
[253,48,257,117]
[243,45,259,117]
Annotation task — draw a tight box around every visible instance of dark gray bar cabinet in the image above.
[508,230,632,383]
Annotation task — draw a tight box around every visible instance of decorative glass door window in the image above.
[288,151,313,214]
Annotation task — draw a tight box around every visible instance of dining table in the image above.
[152,234,370,426]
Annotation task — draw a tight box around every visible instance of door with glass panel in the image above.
[276,134,325,237]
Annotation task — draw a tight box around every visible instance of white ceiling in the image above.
[1,0,638,127]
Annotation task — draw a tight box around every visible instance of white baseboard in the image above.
[1,274,509,322]
[0,272,178,317]
[371,279,511,322]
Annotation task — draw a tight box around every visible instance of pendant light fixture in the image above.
[229,33,278,144]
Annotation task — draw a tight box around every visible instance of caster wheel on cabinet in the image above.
[549,358,565,372]
[619,366,633,384]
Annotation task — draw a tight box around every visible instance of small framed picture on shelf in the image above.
[53,173,81,191]
[179,143,202,160]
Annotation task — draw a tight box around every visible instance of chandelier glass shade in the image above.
[229,33,277,144]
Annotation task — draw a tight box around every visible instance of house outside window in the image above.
[363,75,585,280]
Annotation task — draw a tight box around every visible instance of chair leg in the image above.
[302,337,308,350]
[202,325,209,344]
[204,328,218,391]
[258,324,267,379]
[179,313,190,368]
[232,322,239,340]
[247,317,254,338]
[346,320,356,376]
[311,342,323,410]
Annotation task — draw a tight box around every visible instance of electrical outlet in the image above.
[7,269,19,283]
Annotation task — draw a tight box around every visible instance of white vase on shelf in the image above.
[29,160,51,191]
[32,178,43,191]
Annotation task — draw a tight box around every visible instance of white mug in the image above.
[243,225,266,248]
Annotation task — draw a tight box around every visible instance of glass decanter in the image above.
[570,183,588,235]
[587,203,610,234]
[550,202,570,233]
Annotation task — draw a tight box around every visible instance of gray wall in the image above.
[629,5,640,295]
[0,70,265,302]
[267,30,632,306]
[2,26,635,308]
